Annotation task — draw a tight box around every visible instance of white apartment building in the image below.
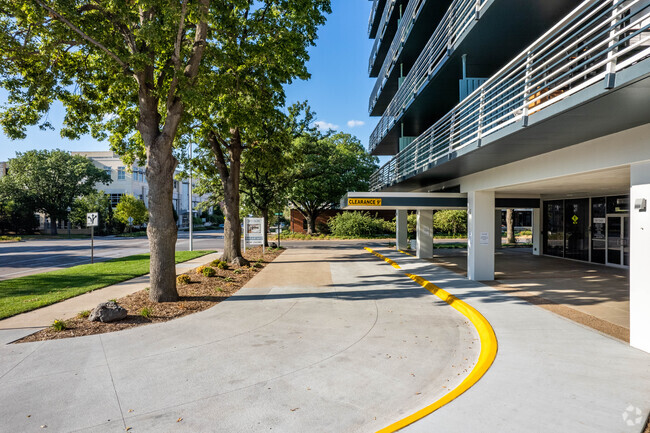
[72,151,208,227]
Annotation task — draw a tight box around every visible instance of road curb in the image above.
[364,247,498,432]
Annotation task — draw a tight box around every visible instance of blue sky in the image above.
[0,0,378,162]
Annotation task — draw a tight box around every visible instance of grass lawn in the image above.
[0,250,214,320]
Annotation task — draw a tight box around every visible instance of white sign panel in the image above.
[86,212,99,227]
[244,217,265,247]
[479,232,489,245]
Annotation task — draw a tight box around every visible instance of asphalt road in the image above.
[0,230,224,281]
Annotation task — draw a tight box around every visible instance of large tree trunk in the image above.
[506,208,516,244]
[215,128,249,266]
[306,211,318,235]
[50,216,57,235]
[146,137,179,302]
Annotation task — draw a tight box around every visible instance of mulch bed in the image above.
[16,247,284,343]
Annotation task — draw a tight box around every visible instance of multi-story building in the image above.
[72,151,208,227]
[348,0,650,352]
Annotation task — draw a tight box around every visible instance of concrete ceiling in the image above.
[494,165,630,197]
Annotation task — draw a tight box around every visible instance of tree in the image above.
[0,192,39,235]
[70,190,113,235]
[1,0,209,301]
[289,132,378,234]
[239,102,316,246]
[506,209,516,243]
[433,210,468,236]
[187,2,331,265]
[0,150,110,234]
[114,194,148,230]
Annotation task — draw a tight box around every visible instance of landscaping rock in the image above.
[88,301,127,323]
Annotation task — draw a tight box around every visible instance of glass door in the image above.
[606,215,630,267]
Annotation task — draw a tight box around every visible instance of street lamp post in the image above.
[188,141,193,252]
[66,206,71,238]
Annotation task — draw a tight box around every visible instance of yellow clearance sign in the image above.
[348,198,382,206]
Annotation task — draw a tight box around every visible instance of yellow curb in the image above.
[364,247,401,269]
[398,249,415,257]
[365,248,498,433]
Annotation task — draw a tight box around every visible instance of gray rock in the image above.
[88,301,127,323]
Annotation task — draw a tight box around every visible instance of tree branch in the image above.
[34,0,130,70]
[208,130,230,182]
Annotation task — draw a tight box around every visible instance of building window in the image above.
[110,193,123,207]
[104,167,112,178]
[118,167,126,180]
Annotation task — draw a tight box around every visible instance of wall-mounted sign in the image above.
[347,198,382,206]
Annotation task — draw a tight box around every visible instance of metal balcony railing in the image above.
[369,0,398,75]
[370,0,650,191]
[368,0,427,108]
[369,0,380,36]
[369,0,488,145]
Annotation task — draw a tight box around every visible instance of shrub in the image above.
[223,276,234,282]
[433,210,467,236]
[196,265,208,274]
[202,267,216,277]
[327,211,389,238]
[51,319,67,331]
[140,307,151,318]
[77,310,90,319]
[177,274,191,285]
[233,268,242,274]
[210,259,229,269]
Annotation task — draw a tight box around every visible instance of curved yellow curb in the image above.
[365,248,498,433]
[364,247,401,269]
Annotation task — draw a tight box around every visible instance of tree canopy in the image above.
[289,132,378,234]
[0,0,329,300]
[0,149,111,234]
[114,194,148,228]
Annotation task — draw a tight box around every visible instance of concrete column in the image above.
[467,190,495,280]
[395,210,408,251]
[630,161,650,353]
[532,208,542,256]
[416,209,433,259]
[494,209,502,249]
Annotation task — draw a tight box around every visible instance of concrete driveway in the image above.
[0,243,477,432]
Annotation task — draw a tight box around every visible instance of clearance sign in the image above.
[348,198,382,206]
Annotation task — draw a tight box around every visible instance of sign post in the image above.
[127,216,134,233]
[274,212,283,248]
[86,212,99,263]
[243,217,265,253]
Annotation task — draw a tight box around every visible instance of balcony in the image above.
[368,0,478,116]
[368,0,400,78]
[368,0,388,39]
[370,0,650,192]
[369,0,581,154]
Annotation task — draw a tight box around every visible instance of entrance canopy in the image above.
[341,192,467,210]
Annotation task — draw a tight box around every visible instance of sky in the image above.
[0,0,379,163]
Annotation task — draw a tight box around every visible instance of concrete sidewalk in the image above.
[1,243,648,432]
[0,252,220,336]
[0,243,477,432]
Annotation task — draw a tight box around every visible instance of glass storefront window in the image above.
[591,197,606,264]
[564,198,589,261]
[607,195,629,213]
[543,200,564,257]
